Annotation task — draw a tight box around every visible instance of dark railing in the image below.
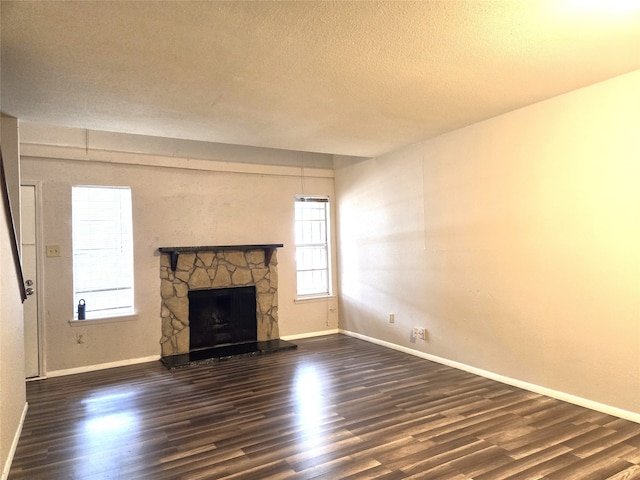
[0,149,27,302]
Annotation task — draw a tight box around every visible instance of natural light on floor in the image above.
[76,388,142,477]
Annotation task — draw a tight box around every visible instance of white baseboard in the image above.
[47,355,161,378]
[340,329,640,425]
[281,329,339,341]
[2,402,28,480]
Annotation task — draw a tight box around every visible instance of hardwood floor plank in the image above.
[473,443,572,480]
[499,421,600,458]
[503,451,582,480]
[571,423,640,458]
[395,436,492,475]
[608,465,640,480]
[9,334,640,479]
[448,444,514,478]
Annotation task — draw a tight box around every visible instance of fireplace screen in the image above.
[188,286,257,350]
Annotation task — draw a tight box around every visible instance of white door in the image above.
[21,185,40,378]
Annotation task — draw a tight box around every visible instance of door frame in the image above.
[22,180,46,380]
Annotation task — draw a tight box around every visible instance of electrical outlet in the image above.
[418,328,425,339]
[389,313,395,323]
[413,327,420,338]
[46,245,61,257]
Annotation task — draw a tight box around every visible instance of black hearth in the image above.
[160,338,298,369]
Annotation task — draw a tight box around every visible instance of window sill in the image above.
[294,294,336,304]
[69,313,138,326]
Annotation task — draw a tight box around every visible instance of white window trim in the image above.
[295,195,333,298]
[69,313,138,326]
[72,185,135,320]
[294,294,336,304]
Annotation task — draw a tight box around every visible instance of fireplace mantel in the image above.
[159,244,283,271]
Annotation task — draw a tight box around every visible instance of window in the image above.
[72,186,134,319]
[295,196,331,296]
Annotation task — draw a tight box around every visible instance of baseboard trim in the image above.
[47,355,161,378]
[281,329,340,341]
[2,402,28,480]
[340,329,640,425]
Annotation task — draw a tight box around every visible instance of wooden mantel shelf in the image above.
[158,244,284,271]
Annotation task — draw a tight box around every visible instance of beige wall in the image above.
[20,128,339,373]
[0,117,27,478]
[1,116,20,240]
[335,70,640,415]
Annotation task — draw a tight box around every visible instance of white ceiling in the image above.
[1,1,639,158]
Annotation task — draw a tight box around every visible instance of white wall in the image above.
[0,116,27,479]
[335,70,640,416]
[20,127,339,374]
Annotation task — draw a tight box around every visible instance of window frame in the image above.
[71,185,135,321]
[294,195,332,298]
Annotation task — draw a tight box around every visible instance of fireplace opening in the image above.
[188,286,257,350]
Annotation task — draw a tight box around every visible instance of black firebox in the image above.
[188,286,257,350]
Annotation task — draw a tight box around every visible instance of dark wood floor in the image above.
[9,334,640,479]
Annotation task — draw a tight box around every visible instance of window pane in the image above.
[295,196,330,296]
[73,186,134,319]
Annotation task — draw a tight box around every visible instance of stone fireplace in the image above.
[159,245,281,357]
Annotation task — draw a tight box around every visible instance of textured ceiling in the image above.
[2,1,639,157]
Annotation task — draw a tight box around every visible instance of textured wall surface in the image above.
[336,71,640,415]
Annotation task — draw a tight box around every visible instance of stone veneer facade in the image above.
[159,249,279,356]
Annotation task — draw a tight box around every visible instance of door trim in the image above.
[22,181,46,380]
